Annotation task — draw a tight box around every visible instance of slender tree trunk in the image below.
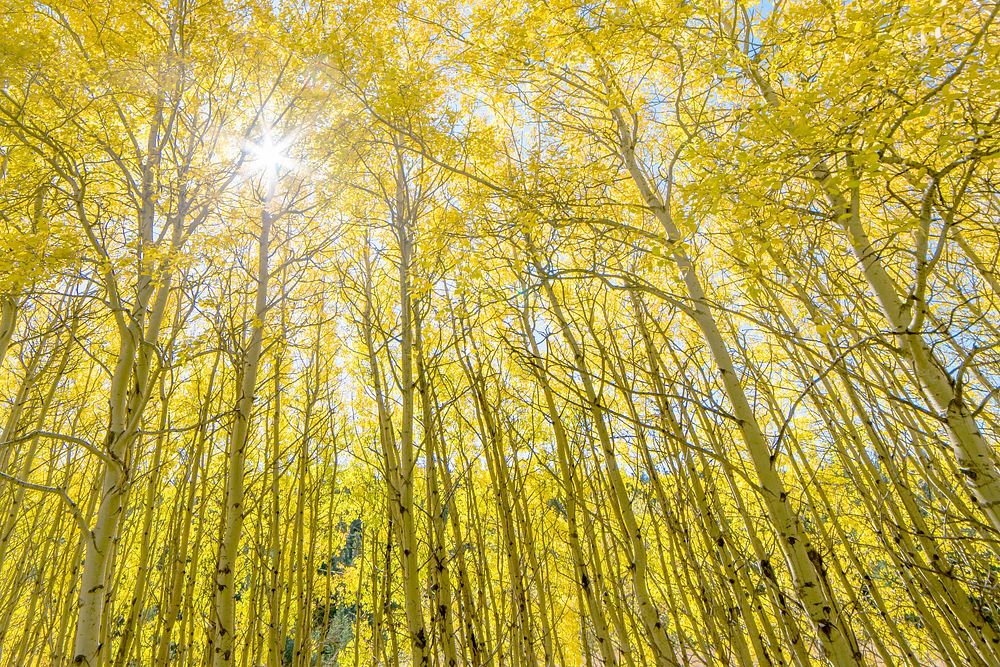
[210,188,274,667]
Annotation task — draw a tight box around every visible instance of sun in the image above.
[244,130,295,182]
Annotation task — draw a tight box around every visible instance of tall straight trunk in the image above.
[291,311,324,667]
[463,363,537,667]
[628,296,772,666]
[415,317,461,667]
[508,450,557,667]
[359,246,397,667]
[112,380,171,667]
[267,324,286,667]
[359,212,428,666]
[393,144,429,667]
[72,223,152,667]
[210,188,274,667]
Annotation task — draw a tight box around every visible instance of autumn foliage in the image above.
[1,0,999,665]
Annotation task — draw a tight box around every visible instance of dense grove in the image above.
[1,0,999,665]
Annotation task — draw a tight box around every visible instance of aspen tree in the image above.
[210,166,279,666]
[414,313,461,667]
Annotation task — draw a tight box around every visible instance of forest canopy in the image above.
[1,0,1000,665]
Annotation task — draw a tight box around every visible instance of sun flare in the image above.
[245,131,294,180]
